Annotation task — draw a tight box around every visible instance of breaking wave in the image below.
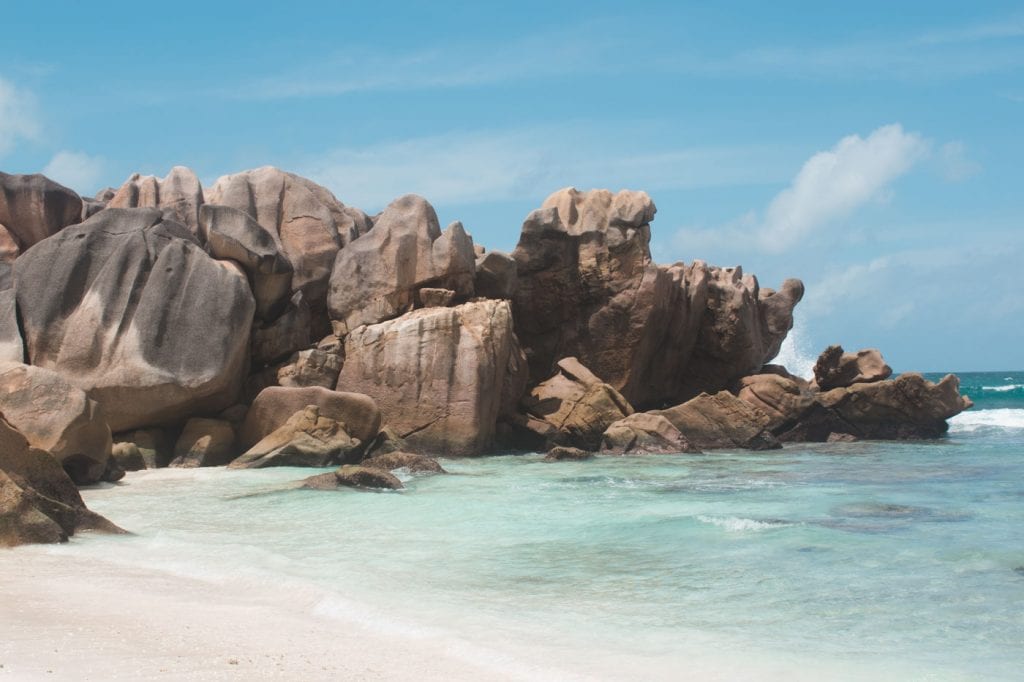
[696,515,794,532]
[949,409,1024,432]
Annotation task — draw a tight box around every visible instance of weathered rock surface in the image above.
[0,416,122,547]
[0,225,19,289]
[543,445,593,462]
[362,426,408,459]
[0,289,23,362]
[251,292,311,367]
[520,357,634,451]
[328,194,476,335]
[112,428,174,469]
[0,363,112,484]
[0,172,82,253]
[231,405,360,468]
[512,188,803,408]
[362,451,446,474]
[301,465,403,491]
[474,250,517,300]
[239,386,381,450]
[170,418,236,468]
[207,167,362,306]
[198,204,294,320]
[781,373,972,441]
[337,299,523,456]
[601,413,697,455]
[108,167,204,233]
[110,442,147,471]
[736,372,816,433]
[276,349,342,389]
[653,391,780,450]
[13,208,255,432]
[812,345,893,391]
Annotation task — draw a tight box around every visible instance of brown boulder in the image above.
[812,345,893,390]
[362,451,446,474]
[474,250,517,299]
[736,372,816,433]
[327,194,476,335]
[0,416,122,547]
[0,363,112,485]
[13,208,255,432]
[170,418,236,468]
[543,446,593,462]
[108,167,204,233]
[251,292,312,367]
[239,386,381,450]
[230,405,360,468]
[110,442,147,471]
[112,428,174,469]
[0,172,82,252]
[601,413,698,454]
[521,357,634,451]
[652,391,780,450]
[301,465,403,491]
[337,299,523,456]
[276,349,342,389]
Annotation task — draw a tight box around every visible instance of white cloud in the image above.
[0,77,40,156]
[42,151,105,193]
[758,124,929,251]
[936,141,981,182]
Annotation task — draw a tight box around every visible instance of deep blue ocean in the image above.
[11,370,1024,680]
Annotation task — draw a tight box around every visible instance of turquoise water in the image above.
[40,372,1024,679]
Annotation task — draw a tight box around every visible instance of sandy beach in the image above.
[0,547,514,682]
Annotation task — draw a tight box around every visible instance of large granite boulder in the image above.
[230,405,360,468]
[520,357,634,451]
[601,413,698,455]
[337,299,523,455]
[0,172,82,253]
[108,167,204,233]
[785,373,972,441]
[206,167,366,307]
[652,391,780,450]
[0,363,112,484]
[0,416,121,547]
[13,208,255,432]
[736,372,816,433]
[511,188,803,409]
[170,418,236,468]
[0,289,23,362]
[197,204,294,320]
[327,194,476,335]
[239,386,381,450]
[812,345,893,390]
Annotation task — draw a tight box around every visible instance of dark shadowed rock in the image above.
[521,357,634,451]
[362,426,408,459]
[206,167,358,307]
[0,289,23,362]
[170,418,236,468]
[652,391,780,450]
[301,465,403,491]
[543,445,593,461]
[0,225,19,289]
[239,386,381,450]
[230,405,360,468]
[110,442,147,471]
[327,194,476,335]
[276,349,342,389]
[337,299,523,456]
[812,345,893,390]
[0,363,112,484]
[13,208,255,432]
[474,250,517,299]
[251,291,312,367]
[601,413,698,454]
[0,172,82,252]
[112,428,174,469]
[362,451,445,474]
[108,167,204,233]
[0,416,123,547]
[198,204,294,320]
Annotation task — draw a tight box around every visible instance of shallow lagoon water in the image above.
[35,372,1024,679]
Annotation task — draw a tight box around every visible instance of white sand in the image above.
[0,549,516,682]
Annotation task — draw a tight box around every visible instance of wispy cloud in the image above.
[299,127,795,210]
[42,150,105,193]
[676,124,930,254]
[0,76,40,156]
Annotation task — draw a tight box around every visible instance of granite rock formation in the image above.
[108,167,204,233]
[812,345,893,390]
[170,418,236,468]
[652,391,780,450]
[231,405,361,468]
[239,386,381,451]
[601,413,698,455]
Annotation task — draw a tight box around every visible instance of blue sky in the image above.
[2,1,1022,371]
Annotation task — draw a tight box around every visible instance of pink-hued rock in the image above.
[652,391,780,451]
[239,386,381,450]
[812,345,893,390]
[108,166,204,233]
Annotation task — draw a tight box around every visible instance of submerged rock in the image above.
[543,446,593,462]
[362,451,445,474]
[301,465,403,491]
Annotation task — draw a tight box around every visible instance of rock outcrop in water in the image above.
[0,162,975,543]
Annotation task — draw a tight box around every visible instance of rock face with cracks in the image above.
[0,172,82,253]
[812,345,893,391]
[652,391,780,451]
[328,194,476,335]
[108,167,205,233]
[601,413,698,455]
[12,208,255,432]
[337,299,524,456]
[231,405,361,468]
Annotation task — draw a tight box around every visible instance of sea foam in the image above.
[949,408,1024,432]
[696,515,794,532]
